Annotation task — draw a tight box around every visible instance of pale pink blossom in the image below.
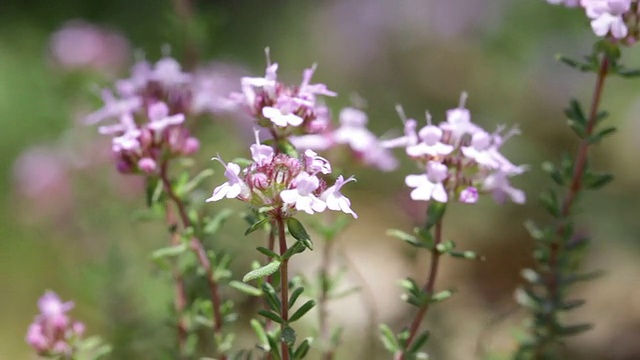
[321,175,358,218]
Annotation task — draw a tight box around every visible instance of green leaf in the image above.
[387,229,424,248]
[293,338,312,359]
[288,286,305,308]
[281,242,306,260]
[430,289,455,303]
[560,270,605,285]
[448,250,485,261]
[542,161,565,186]
[558,299,586,311]
[425,202,447,230]
[406,330,430,356]
[257,309,284,324]
[435,240,456,254]
[251,319,270,351]
[539,189,561,217]
[558,323,593,337]
[555,54,594,72]
[583,172,614,190]
[229,280,263,297]
[616,67,640,78]
[520,268,542,285]
[151,243,188,260]
[379,324,399,353]
[203,209,233,235]
[564,98,587,125]
[587,126,616,144]
[524,220,546,240]
[176,168,215,197]
[287,217,313,250]
[145,177,163,208]
[256,246,279,259]
[289,300,316,323]
[245,217,270,236]
[242,260,281,282]
[595,39,621,61]
[262,283,282,311]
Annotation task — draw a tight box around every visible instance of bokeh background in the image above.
[1,0,640,359]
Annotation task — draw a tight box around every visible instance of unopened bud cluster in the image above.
[207,131,357,219]
[87,57,207,174]
[383,94,526,204]
[25,291,85,357]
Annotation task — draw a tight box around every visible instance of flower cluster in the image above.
[383,94,526,204]
[230,52,336,139]
[26,291,85,356]
[86,56,201,174]
[548,0,640,41]
[207,130,357,218]
[290,107,398,171]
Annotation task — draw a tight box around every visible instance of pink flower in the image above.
[405,161,449,203]
[26,291,84,357]
[48,20,130,74]
[280,172,327,214]
[482,170,526,204]
[147,102,185,133]
[206,159,249,202]
[321,175,357,218]
[303,149,332,175]
[250,128,274,166]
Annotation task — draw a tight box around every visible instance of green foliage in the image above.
[242,260,281,283]
[287,217,313,250]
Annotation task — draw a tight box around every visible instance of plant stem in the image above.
[159,160,227,360]
[166,201,189,358]
[265,224,276,360]
[275,211,290,360]
[396,218,444,360]
[535,55,609,357]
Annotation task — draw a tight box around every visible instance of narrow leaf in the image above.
[379,324,399,353]
[245,217,270,236]
[288,286,305,308]
[293,338,312,359]
[242,260,281,282]
[203,209,233,235]
[289,300,316,322]
[430,289,455,303]
[287,217,313,250]
[229,280,263,297]
[151,243,188,260]
[257,309,284,324]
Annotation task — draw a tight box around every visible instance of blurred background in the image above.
[1,0,640,359]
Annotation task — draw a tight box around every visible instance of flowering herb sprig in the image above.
[86,55,235,359]
[381,96,525,359]
[230,49,336,146]
[207,127,357,359]
[514,2,640,359]
[26,291,111,360]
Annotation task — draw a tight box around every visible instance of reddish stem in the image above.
[535,55,609,358]
[396,218,444,360]
[275,212,290,360]
[159,160,227,360]
[549,56,610,311]
[165,202,188,358]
